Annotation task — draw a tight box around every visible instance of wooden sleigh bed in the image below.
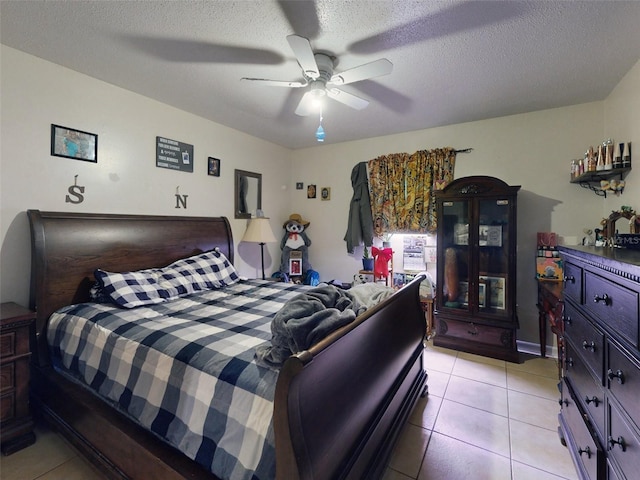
[27,209,428,480]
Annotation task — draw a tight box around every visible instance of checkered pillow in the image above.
[165,249,240,290]
[94,249,239,308]
[94,268,184,309]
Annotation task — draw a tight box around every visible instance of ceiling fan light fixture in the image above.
[309,80,326,97]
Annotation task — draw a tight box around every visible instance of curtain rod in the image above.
[455,148,473,153]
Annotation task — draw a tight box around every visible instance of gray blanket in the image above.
[255,283,395,368]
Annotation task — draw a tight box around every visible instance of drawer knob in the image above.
[593,293,611,305]
[584,395,600,407]
[558,398,569,407]
[577,446,591,458]
[608,436,626,452]
[562,314,572,326]
[564,275,575,284]
[607,368,625,384]
[566,357,574,369]
[582,340,597,352]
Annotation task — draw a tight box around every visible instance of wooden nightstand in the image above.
[1,302,36,455]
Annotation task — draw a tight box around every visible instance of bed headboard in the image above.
[27,210,234,365]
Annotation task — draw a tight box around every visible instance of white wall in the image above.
[2,45,638,349]
[603,60,640,215]
[0,46,292,306]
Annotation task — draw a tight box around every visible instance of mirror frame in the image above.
[234,169,262,219]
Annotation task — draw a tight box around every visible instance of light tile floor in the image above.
[384,342,578,480]
[1,343,578,480]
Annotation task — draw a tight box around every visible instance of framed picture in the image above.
[289,258,302,276]
[479,225,502,246]
[51,124,97,162]
[480,275,506,309]
[454,223,469,245]
[321,187,331,201]
[456,281,486,307]
[457,281,469,306]
[307,184,316,199]
[208,157,220,176]
[296,182,304,190]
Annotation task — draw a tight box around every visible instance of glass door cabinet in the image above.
[434,176,521,362]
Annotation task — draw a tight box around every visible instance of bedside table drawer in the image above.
[0,391,16,423]
[1,332,15,358]
[0,363,14,393]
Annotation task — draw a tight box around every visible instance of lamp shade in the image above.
[241,217,277,244]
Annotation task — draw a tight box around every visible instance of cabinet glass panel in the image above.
[441,200,470,310]
[478,198,509,314]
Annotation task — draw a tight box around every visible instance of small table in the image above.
[537,281,563,377]
[1,302,36,454]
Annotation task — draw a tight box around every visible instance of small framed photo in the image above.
[307,184,316,199]
[296,182,304,190]
[51,124,97,163]
[208,157,220,176]
[321,187,331,201]
[480,275,506,309]
[289,258,302,276]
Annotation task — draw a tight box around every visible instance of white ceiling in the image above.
[2,0,640,150]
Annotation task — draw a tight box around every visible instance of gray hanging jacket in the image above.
[344,162,374,253]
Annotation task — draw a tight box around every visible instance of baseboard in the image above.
[517,339,558,358]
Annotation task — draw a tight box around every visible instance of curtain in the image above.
[368,147,456,235]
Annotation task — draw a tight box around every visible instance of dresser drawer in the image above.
[563,261,583,304]
[584,270,639,349]
[565,342,605,438]
[607,341,640,429]
[608,401,640,478]
[564,301,604,384]
[561,379,602,480]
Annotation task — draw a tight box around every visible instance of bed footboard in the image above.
[274,276,427,480]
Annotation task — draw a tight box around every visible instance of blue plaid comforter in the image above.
[47,279,311,480]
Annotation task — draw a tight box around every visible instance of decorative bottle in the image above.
[596,145,604,171]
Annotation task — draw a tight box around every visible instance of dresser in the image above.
[1,302,36,455]
[557,246,640,480]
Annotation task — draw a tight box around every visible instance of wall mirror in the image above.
[235,169,262,219]
[605,209,638,240]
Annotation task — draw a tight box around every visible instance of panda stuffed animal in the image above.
[279,213,312,276]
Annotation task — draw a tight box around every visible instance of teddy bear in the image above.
[279,213,312,276]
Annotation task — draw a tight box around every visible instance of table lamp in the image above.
[241,214,277,279]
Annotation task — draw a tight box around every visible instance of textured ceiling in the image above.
[2,0,640,150]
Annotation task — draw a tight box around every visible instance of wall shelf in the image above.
[570,166,631,197]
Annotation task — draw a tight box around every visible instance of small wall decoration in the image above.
[307,184,316,199]
[208,157,220,177]
[156,136,194,173]
[51,124,97,163]
[321,187,331,201]
[65,174,85,204]
[175,186,188,209]
[296,182,304,190]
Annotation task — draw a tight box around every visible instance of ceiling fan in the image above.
[241,34,393,116]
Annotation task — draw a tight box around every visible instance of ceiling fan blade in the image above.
[327,88,369,110]
[241,78,307,88]
[329,58,393,85]
[287,34,319,79]
[294,91,318,116]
